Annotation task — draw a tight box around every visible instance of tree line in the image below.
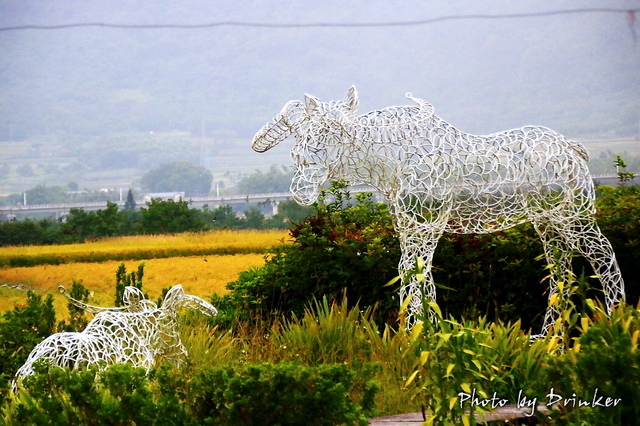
[0,198,312,246]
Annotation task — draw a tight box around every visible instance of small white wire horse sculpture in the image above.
[14,285,217,384]
[252,86,625,334]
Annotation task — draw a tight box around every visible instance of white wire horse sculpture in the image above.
[14,285,217,384]
[252,86,625,334]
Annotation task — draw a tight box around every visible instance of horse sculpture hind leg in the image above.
[533,205,624,337]
[558,215,625,311]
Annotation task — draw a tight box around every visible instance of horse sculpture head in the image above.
[161,284,218,317]
[252,86,360,205]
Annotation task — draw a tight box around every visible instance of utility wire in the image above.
[0,8,638,32]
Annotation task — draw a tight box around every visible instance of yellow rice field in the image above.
[0,254,269,317]
[0,230,288,319]
[0,229,289,262]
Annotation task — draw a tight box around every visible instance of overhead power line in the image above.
[0,8,638,32]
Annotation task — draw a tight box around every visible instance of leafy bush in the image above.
[0,218,63,246]
[544,301,640,425]
[187,362,377,425]
[595,184,640,305]
[219,182,402,327]
[5,362,377,426]
[432,225,549,330]
[405,300,556,425]
[0,292,56,398]
[140,198,207,235]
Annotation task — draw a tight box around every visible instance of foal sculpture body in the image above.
[15,285,217,382]
[252,86,625,333]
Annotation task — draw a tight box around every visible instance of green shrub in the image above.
[0,218,63,246]
[6,364,192,426]
[405,300,557,425]
[187,362,377,425]
[544,301,640,425]
[275,295,380,366]
[5,362,378,426]
[219,182,401,327]
[595,185,640,305]
[0,292,56,398]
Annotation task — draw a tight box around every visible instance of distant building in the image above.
[142,192,185,203]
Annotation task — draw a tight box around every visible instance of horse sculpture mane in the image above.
[252,86,625,335]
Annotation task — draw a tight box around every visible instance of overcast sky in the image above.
[1,1,638,144]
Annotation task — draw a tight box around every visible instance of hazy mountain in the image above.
[0,1,638,195]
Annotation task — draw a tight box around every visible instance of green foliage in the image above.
[276,295,380,366]
[124,189,136,210]
[62,201,123,241]
[267,200,314,227]
[114,262,145,307]
[0,292,56,398]
[187,362,376,425]
[0,218,63,246]
[613,155,636,185]
[140,198,206,234]
[595,185,640,305]
[543,301,640,425]
[6,364,192,426]
[236,165,293,194]
[200,205,244,229]
[140,161,213,197]
[5,362,376,426]
[220,182,401,326]
[57,281,91,332]
[406,309,556,425]
[432,226,548,329]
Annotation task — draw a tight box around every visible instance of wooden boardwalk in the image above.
[370,405,549,425]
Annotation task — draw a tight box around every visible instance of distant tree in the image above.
[140,198,205,234]
[201,205,243,229]
[61,202,122,240]
[271,200,313,224]
[66,181,79,191]
[244,207,266,229]
[25,184,68,204]
[124,189,136,210]
[140,161,212,197]
[0,218,63,246]
[236,165,292,194]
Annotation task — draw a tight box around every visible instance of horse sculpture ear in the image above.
[161,285,184,310]
[344,86,359,112]
[304,94,322,114]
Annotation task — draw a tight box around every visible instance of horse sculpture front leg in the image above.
[533,221,574,338]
